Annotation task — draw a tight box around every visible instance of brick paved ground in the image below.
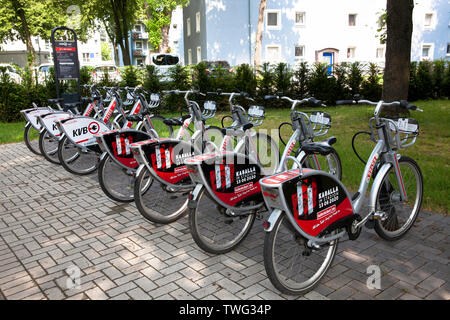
[0,142,448,300]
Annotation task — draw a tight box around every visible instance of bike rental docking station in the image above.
[51,26,82,110]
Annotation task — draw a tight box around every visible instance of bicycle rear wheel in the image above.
[374,156,423,241]
[24,123,42,155]
[58,136,99,175]
[189,187,256,254]
[134,166,190,224]
[301,149,342,180]
[264,214,338,295]
[39,129,61,164]
[98,154,136,202]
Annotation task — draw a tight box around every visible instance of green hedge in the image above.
[1,60,449,122]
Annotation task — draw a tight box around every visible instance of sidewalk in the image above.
[0,142,448,300]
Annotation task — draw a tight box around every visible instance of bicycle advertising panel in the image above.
[58,116,110,148]
[38,112,73,138]
[186,152,264,209]
[21,108,52,130]
[131,139,196,188]
[261,170,354,237]
[97,129,152,169]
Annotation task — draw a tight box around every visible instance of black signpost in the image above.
[50,26,81,108]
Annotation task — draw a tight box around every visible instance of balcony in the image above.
[132,32,149,40]
[133,49,147,57]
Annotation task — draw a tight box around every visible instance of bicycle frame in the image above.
[263,100,411,245]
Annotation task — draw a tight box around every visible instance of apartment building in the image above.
[183,0,450,67]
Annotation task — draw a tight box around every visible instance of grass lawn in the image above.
[1,99,449,213]
[0,122,25,144]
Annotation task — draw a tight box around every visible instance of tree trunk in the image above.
[160,11,173,53]
[11,0,35,67]
[382,0,414,114]
[254,0,266,69]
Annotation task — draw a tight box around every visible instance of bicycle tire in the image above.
[98,153,136,202]
[373,156,423,241]
[24,123,42,155]
[38,129,61,164]
[133,166,189,224]
[263,214,338,295]
[58,135,100,175]
[300,148,342,180]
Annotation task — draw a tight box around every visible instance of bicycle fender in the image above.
[264,209,283,232]
[368,162,393,213]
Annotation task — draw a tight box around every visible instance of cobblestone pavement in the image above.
[0,142,448,300]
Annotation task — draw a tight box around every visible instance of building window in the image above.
[196,46,202,64]
[135,25,142,32]
[347,47,356,58]
[266,10,281,29]
[295,12,305,26]
[422,44,433,60]
[188,49,192,65]
[135,41,143,50]
[136,58,144,67]
[196,12,201,33]
[187,18,191,37]
[82,53,90,63]
[348,14,357,26]
[266,45,281,62]
[447,43,450,55]
[295,45,305,58]
[376,47,385,59]
[424,13,433,27]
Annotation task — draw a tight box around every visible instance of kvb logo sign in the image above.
[63,118,108,146]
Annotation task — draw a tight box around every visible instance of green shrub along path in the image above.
[1,99,448,213]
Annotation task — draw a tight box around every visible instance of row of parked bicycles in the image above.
[20,84,424,295]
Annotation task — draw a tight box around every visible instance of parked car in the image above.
[0,63,22,84]
[35,63,53,84]
[202,60,234,75]
[150,54,180,81]
[92,64,121,84]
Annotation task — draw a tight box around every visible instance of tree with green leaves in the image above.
[78,0,142,66]
[0,0,82,67]
[143,0,189,53]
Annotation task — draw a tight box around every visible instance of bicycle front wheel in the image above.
[39,129,61,164]
[374,156,423,241]
[134,166,190,224]
[189,188,256,254]
[264,214,338,295]
[301,149,342,180]
[58,136,99,175]
[24,123,41,155]
[98,154,136,202]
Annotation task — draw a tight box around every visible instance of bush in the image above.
[333,62,350,100]
[415,60,434,100]
[119,65,141,87]
[192,62,212,92]
[234,64,257,97]
[307,63,336,104]
[273,62,292,97]
[257,62,275,100]
[432,59,446,99]
[292,62,309,99]
[347,62,364,96]
[361,62,382,101]
[142,65,162,94]
[80,66,94,85]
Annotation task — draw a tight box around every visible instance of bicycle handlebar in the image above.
[265,95,324,110]
[336,99,422,112]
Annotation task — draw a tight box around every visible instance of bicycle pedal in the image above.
[374,211,388,221]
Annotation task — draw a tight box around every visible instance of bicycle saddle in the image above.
[163,115,190,126]
[300,137,337,156]
[48,98,64,105]
[81,97,95,103]
[64,102,82,109]
[126,114,144,122]
[220,123,253,135]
